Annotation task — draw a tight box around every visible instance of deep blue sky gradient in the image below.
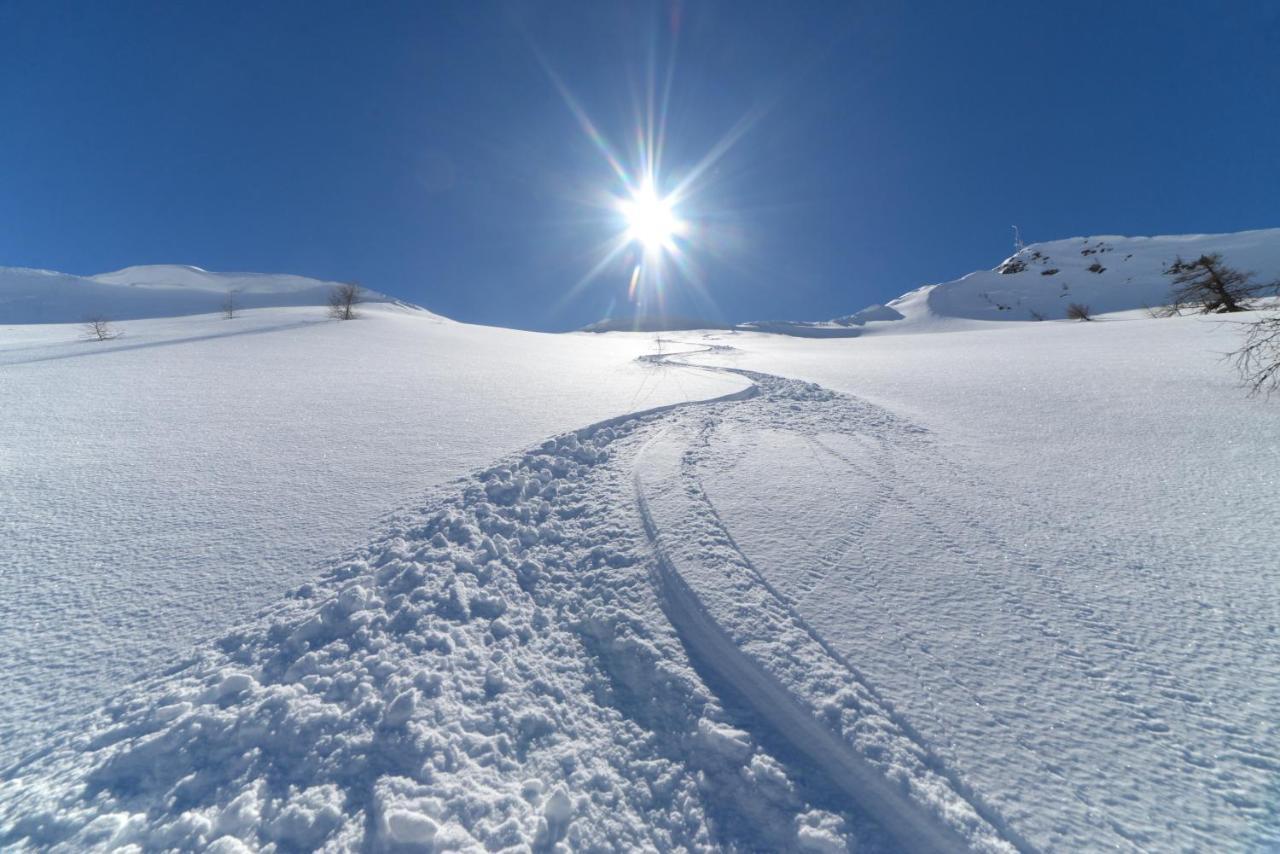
[2,1,1277,330]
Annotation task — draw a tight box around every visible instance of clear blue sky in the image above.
[2,1,1276,330]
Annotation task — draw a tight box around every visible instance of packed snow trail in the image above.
[2,343,1273,851]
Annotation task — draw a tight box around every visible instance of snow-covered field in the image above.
[2,236,1278,851]
[0,298,745,770]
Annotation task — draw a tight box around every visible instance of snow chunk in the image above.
[796,811,851,853]
[205,672,255,702]
[696,718,754,764]
[382,689,417,728]
[544,786,573,822]
[384,809,438,846]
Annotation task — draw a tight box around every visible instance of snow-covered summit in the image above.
[745,227,1280,336]
[0,263,439,324]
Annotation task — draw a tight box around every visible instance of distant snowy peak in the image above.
[0,263,444,324]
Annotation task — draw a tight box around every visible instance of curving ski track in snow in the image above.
[1,344,1271,851]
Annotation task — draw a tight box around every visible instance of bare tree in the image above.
[1066,303,1093,321]
[83,316,118,341]
[222,289,239,319]
[1164,253,1271,315]
[328,282,363,320]
[1232,314,1280,397]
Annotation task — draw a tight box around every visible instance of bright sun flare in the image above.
[620,183,684,254]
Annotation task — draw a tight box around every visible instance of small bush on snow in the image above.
[1066,303,1093,321]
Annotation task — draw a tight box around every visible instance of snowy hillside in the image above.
[745,227,1280,334]
[2,247,1278,851]
[0,264,430,324]
[675,311,1280,850]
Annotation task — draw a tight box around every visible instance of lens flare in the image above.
[619,182,684,255]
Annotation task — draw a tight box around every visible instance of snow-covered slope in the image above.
[0,305,746,772]
[3,245,1278,851]
[672,309,1280,850]
[745,227,1280,335]
[0,264,431,324]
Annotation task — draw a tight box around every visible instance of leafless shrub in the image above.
[328,282,363,320]
[1028,309,1047,322]
[1232,314,1280,397]
[223,289,239,319]
[1164,253,1272,314]
[1066,303,1093,321]
[83,316,119,340]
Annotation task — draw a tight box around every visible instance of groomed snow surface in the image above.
[2,239,1279,851]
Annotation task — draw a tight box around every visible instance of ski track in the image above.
[2,345,1273,851]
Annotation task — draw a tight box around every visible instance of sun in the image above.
[619,182,684,255]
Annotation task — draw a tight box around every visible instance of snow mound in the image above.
[0,264,438,323]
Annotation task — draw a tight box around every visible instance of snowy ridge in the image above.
[745,227,1280,335]
[0,264,436,324]
[920,228,1280,323]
